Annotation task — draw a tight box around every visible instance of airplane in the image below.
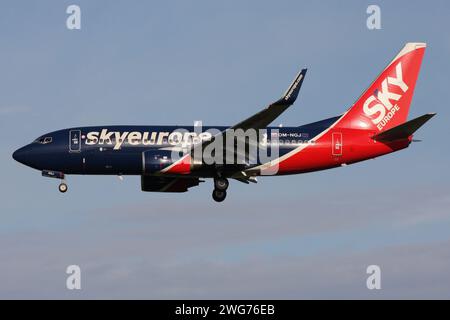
[13,42,435,202]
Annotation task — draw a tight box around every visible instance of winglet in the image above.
[372,113,436,142]
[276,68,307,105]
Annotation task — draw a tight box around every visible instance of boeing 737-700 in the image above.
[13,43,434,202]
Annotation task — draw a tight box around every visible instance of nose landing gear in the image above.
[58,182,68,193]
[42,170,68,193]
[212,177,229,202]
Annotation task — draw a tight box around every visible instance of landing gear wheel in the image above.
[58,183,68,193]
[214,177,229,191]
[212,189,227,202]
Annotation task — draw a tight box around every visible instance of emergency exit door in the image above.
[69,130,81,152]
[332,132,343,156]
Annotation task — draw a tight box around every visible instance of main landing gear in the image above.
[212,177,229,202]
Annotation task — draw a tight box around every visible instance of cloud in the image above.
[0,185,449,299]
[2,231,450,299]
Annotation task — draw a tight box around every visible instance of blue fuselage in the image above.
[12,116,339,177]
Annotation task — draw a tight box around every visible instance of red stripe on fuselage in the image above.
[275,128,409,175]
[161,154,192,175]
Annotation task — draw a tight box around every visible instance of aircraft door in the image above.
[69,130,81,152]
[332,132,343,156]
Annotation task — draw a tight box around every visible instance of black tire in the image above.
[214,178,229,191]
[212,189,227,202]
[58,183,68,193]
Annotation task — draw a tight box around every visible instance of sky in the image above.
[1,0,450,299]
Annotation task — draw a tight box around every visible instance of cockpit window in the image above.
[35,136,53,144]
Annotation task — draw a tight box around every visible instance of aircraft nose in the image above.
[12,146,29,165]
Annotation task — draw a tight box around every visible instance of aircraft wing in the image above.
[192,68,307,161]
[230,68,307,131]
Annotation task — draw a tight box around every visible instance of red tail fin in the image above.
[337,43,426,132]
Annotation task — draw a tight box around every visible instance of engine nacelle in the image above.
[143,150,195,175]
[141,176,201,192]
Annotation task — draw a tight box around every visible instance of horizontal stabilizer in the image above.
[372,113,436,142]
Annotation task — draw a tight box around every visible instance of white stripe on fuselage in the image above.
[248,111,348,174]
[159,153,190,174]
